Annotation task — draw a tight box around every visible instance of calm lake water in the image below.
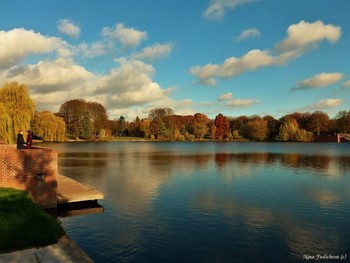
[43,142,350,263]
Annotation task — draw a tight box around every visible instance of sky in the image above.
[0,0,349,121]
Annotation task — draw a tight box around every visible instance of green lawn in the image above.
[0,187,64,252]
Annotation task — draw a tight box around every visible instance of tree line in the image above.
[1,82,349,143]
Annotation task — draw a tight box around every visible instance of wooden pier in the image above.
[57,174,104,204]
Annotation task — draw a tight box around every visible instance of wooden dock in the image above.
[57,174,104,204]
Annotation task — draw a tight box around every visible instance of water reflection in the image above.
[214,152,350,176]
[59,152,108,168]
[43,142,350,263]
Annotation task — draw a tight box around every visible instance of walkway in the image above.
[0,235,93,263]
[57,174,104,204]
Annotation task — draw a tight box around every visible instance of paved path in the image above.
[0,235,93,263]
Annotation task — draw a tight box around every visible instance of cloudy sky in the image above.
[1,0,349,120]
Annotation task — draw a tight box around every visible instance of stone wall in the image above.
[0,145,58,208]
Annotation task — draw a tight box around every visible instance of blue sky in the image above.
[1,0,349,120]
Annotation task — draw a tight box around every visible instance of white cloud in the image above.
[276,20,341,53]
[196,78,217,86]
[226,98,260,108]
[203,0,254,20]
[218,92,233,101]
[1,59,93,92]
[0,27,193,120]
[293,72,343,90]
[190,49,276,81]
[92,58,174,111]
[190,20,342,85]
[190,64,219,81]
[101,23,147,47]
[235,28,260,41]
[133,43,173,61]
[57,19,81,39]
[0,28,65,69]
[76,42,108,58]
[341,80,350,89]
[0,58,94,111]
[0,55,188,119]
[217,92,259,108]
[303,99,344,111]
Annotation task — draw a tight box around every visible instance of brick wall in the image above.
[0,145,58,208]
[314,135,340,143]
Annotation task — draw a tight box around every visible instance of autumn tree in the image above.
[31,111,65,141]
[148,108,174,120]
[58,99,87,136]
[0,82,35,144]
[0,103,11,144]
[150,117,166,139]
[192,113,210,140]
[214,113,230,140]
[108,119,119,136]
[140,119,151,139]
[276,118,313,142]
[231,115,249,130]
[128,117,142,137]
[87,102,108,136]
[263,115,280,140]
[283,112,310,130]
[58,99,109,138]
[241,117,269,141]
[305,111,329,135]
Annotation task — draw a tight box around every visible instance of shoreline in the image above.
[0,234,94,263]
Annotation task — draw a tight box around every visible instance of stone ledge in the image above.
[0,235,94,263]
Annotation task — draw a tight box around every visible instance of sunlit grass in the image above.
[0,187,64,252]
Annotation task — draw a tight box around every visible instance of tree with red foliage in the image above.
[214,113,230,140]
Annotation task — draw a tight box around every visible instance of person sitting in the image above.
[26,130,33,149]
[16,130,26,149]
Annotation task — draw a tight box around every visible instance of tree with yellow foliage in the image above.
[31,111,66,142]
[0,82,35,144]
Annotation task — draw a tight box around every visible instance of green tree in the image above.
[58,99,109,139]
[276,119,298,141]
[335,111,350,133]
[80,115,93,139]
[118,116,127,136]
[276,118,313,142]
[0,82,35,144]
[32,111,65,142]
[150,117,166,139]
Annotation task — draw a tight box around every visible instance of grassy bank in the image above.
[0,187,64,252]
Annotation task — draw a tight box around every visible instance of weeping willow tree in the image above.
[0,103,12,143]
[0,82,35,144]
[32,111,66,142]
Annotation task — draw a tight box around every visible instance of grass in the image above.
[0,187,65,253]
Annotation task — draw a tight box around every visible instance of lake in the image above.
[42,142,350,263]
